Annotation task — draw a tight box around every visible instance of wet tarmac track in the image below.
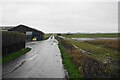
[3,35,65,78]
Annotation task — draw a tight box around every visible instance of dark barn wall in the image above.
[26,35,32,41]
[32,31,44,41]
[31,30,44,41]
[2,31,26,57]
[8,25,44,41]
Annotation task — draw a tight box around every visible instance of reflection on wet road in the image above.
[3,35,65,78]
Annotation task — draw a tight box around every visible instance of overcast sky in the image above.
[0,0,119,33]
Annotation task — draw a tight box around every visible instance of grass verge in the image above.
[58,42,84,79]
[2,47,31,64]
[43,34,51,40]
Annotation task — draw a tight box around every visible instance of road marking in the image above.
[28,55,37,61]
[33,51,37,54]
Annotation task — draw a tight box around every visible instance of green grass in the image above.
[44,34,58,40]
[43,34,51,40]
[66,39,118,62]
[2,47,31,64]
[62,33,119,38]
[58,42,84,79]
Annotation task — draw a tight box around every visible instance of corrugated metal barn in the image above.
[8,24,44,41]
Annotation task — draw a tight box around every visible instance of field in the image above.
[85,39,120,51]
[43,34,51,40]
[44,33,57,40]
[57,33,119,78]
[69,39,119,62]
[62,33,119,38]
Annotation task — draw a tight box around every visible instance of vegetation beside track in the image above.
[43,34,51,40]
[58,39,84,79]
[57,37,119,79]
[2,47,31,64]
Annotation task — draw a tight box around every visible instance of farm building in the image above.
[8,24,44,41]
[1,26,15,31]
[2,25,44,56]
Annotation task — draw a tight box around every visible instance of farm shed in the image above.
[8,24,44,41]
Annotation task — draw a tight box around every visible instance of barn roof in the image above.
[1,26,15,31]
[9,24,44,34]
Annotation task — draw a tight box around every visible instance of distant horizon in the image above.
[44,32,119,34]
[0,24,119,34]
